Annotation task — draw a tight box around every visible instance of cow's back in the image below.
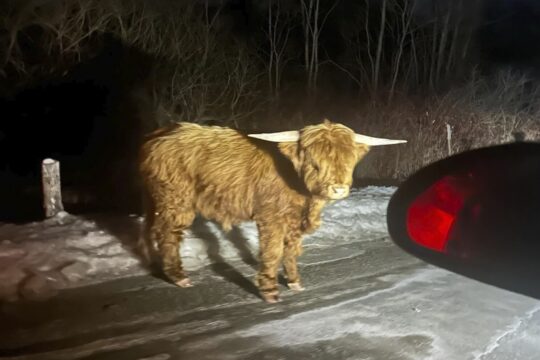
[139,122,281,229]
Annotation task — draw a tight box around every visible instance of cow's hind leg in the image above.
[283,225,305,292]
[151,207,195,287]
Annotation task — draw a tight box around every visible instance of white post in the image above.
[42,158,64,218]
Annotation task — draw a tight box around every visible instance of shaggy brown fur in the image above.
[138,119,370,302]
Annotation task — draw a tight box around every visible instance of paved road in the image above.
[1,235,540,360]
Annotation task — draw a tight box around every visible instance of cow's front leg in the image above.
[283,226,305,292]
[255,221,285,303]
[301,198,326,234]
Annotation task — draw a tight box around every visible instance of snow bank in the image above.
[0,212,147,302]
[0,186,396,302]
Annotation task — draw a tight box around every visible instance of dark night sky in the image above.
[480,0,540,64]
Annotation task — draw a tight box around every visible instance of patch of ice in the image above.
[183,267,540,360]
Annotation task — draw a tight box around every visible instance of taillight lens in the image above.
[406,175,470,252]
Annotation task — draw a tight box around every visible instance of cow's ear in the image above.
[279,142,302,169]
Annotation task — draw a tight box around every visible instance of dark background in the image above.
[1,0,539,222]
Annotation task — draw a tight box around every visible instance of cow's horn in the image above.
[248,130,300,142]
[354,133,407,146]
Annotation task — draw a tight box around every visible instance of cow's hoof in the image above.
[287,282,305,292]
[174,277,193,287]
[261,290,282,303]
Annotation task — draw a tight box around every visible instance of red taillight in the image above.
[406,176,470,252]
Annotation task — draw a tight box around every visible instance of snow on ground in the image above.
[0,186,395,302]
[0,212,147,302]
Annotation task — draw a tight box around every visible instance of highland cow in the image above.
[139,119,406,302]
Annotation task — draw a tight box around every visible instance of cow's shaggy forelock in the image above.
[296,122,369,199]
[138,120,370,302]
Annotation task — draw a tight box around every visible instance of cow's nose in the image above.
[329,185,349,199]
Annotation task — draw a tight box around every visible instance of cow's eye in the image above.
[312,162,320,172]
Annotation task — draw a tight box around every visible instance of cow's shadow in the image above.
[192,217,259,268]
[87,213,291,298]
[189,217,263,298]
[190,217,289,295]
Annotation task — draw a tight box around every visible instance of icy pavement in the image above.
[1,186,540,359]
[0,187,394,302]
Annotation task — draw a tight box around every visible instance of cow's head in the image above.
[248,119,406,200]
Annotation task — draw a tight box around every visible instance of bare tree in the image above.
[338,0,480,98]
[263,0,293,99]
[300,0,338,96]
[373,0,387,93]
[1,0,117,92]
[4,0,266,129]
[388,0,415,101]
